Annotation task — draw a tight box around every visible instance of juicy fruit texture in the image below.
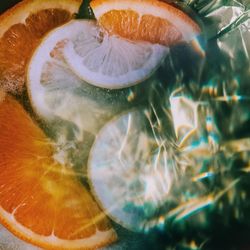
[91,0,201,45]
[27,20,136,141]
[0,95,116,249]
[28,20,168,99]
[0,0,81,94]
[63,21,168,88]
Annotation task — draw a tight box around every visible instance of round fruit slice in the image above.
[0,0,81,94]
[88,110,174,231]
[27,20,136,138]
[0,94,116,249]
[90,0,201,46]
[59,20,167,89]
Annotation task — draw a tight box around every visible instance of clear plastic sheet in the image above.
[102,0,250,247]
[137,0,250,248]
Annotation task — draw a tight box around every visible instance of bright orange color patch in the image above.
[99,10,182,45]
[0,95,116,249]
[91,0,200,46]
[0,0,81,94]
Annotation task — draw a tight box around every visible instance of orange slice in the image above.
[0,93,116,249]
[0,0,81,94]
[90,0,201,45]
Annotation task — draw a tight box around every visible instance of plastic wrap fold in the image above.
[131,0,250,247]
[99,0,250,247]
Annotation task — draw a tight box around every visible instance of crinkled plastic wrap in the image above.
[99,0,250,248]
[137,0,250,248]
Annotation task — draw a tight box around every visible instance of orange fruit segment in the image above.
[0,93,116,249]
[90,0,200,45]
[0,0,81,94]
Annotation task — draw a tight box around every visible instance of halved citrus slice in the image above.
[62,21,167,88]
[0,0,81,94]
[0,93,116,249]
[90,0,201,45]
[27,20,136,137]
[88,110,174,231]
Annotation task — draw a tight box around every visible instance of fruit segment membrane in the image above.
[99,10,183,45]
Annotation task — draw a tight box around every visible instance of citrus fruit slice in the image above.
[61,20,168,89]
[27,20,135,137]
[0,94,116,249]
[90,0,201,46]
[88,110,174,231]
[0,0,81,94]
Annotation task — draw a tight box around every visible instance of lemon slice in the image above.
[62,21,168,89]
[88,110,174,231]
[27,20,132,137]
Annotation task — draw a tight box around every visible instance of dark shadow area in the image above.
[0,0,21,14]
